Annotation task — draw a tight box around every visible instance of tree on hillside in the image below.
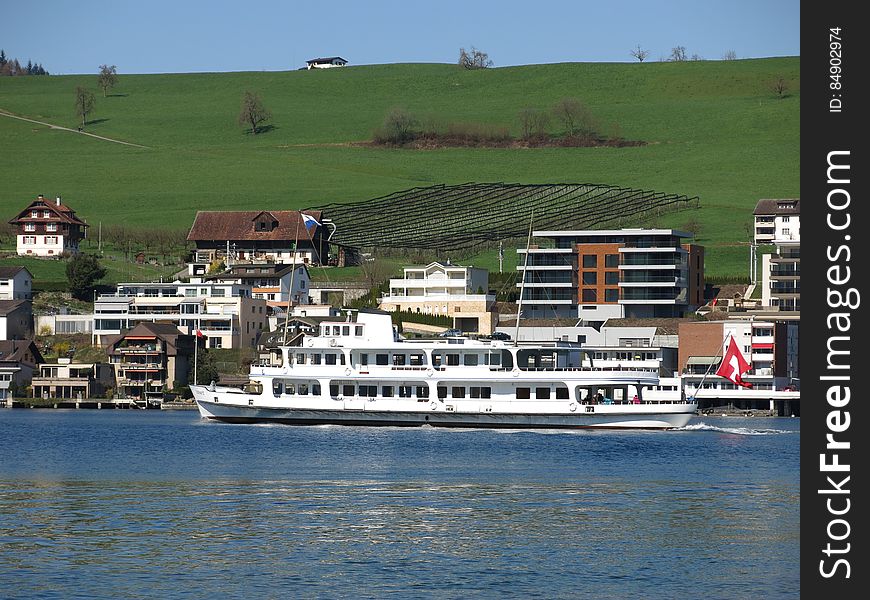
[552,98,597,138]
[517,107,550,140]
[771,76,789,98]
[97,64,118,97]
[66,253,107,300]
[458,46,493,69]
[381,107,418,144]
[630,45,649,62]
[360,258,395,291]
[238,90,272,135]
[668,46,688,62]
[723,50,737,61]
[73,86,96,129]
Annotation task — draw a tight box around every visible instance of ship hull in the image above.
[194,395,694,430]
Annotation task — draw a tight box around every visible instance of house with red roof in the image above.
[7,195,89,257]
[186,210,328,275]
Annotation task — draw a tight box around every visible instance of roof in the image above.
[753,198,800,216]
[0,299,30,315]
[0,339,43,365]
[0,266,32,279]
[186,210,323,242]
[306,57,347,63]
[103,322,192,355]
[8,196,89,227]
[207,263,306,281]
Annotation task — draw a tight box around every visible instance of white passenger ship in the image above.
[192,310,696,429]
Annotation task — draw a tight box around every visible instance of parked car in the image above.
[486,331,511,341]
[438,328,463,337]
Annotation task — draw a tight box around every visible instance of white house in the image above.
[753,199,800,244]
[0,266,32,300]
[8,195,89,257]
[305,56,348,69]
[379,262,496,334]
[754,199,800,311]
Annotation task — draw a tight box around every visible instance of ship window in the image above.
[437,386,447,399]
[432,354,442,367]
[481,387,491,399]
[311,353,321,365]
[489,353,501,366]
[322,326,328,336]
[410,353,425,366]
[295,353,306,364]
[340,354,346,365]
[298,384,308,395]
[342,384,355,396]
[463,354,478,366]
[446,354,460,366]
[355,326,363,336]
[360,353,368,366]
[451,386,465,398]
[392,354,407,366]
[312,383,321,396]
[399,385,413,398]
[470,386,481,398]
[286,384,296,395]
[273,381,283,396]
[516,387,530,399]
[416,386,429,398]
[332,326,341,335]
[376,354,389,366]
[329,383,339,396]
[325,354,337,365]
[342,326,350,336]
[536,387,550,399]
[381,385,394,398]
[556,387,569,399]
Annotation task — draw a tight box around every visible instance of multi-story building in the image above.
[754,199,801,312]
[186,210,328,275]
[517,229,704,321]
[0,266,32,300]
[104,322,195,401]
[207,263,310,307]
[378,262,497,334]
[678,319,798,393]
[0,339,43,403]
[0,300,33,340]
[93,279,267,348]
[753,198,800,244]
[30,358,114,400]
[7,195,89,257]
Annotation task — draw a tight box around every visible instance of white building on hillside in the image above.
[0,266,32,300]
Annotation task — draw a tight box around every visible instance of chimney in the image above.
[37,194,44,200]
[56,196,62,206]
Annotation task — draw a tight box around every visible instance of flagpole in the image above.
[687,331,732,401]
[282,214,302,345]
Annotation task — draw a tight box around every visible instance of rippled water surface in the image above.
[0,410,799,599]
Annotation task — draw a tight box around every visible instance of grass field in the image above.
[0,59,799,277]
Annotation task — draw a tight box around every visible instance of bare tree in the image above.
[629,45,649,62]
[771,76,789,98]
[74,86,95,129]
[690,53,703,61]
[458,46,493,69]
[238,91,272,134]
[683,218,703,241]
[381,107,418,143]
[360,258,395,291]
[552,98,597,138]
[517,107,549,140]
[97,64,118,97]
[723,50,737,61]
[669,46,687,62]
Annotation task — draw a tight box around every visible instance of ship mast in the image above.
[514,209,534,345]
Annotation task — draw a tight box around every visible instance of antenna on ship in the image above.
[514,209,534,346]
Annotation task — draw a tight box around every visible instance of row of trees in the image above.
[375,96,609,146]
[629,45,738,62]
[0,50,49,76]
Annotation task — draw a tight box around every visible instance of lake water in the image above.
[0,410,799,599]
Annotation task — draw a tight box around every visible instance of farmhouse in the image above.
[186,210,329,275]
[8,195,89,257]
[305,56,348,69]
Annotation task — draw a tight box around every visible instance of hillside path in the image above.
[0,108,150,149]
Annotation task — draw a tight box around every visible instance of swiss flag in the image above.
[716,337,753,388]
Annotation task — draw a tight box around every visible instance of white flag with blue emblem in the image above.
[301,213,320,232]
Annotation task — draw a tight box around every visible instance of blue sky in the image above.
[1,0,799,74]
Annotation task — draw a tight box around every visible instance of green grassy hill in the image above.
[0,59,799,277]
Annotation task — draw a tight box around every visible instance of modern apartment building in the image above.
[30,359,114,400]
[93,279,267,348]
[207,263,311,307]
[755,199,801,312]
[379,262,497,334]
[517,229,704,321]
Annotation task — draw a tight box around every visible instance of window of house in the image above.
[208,337,221,349]
[45,236,58,245]
[23,236,36,245]
[604,272,619,285]
[582,289,597,302]
[30,211,38,218]
[24,223,35,232]
[42,211,50,218]
[605,254,619,268]
[582,255,598,268]
[47,223,57,232]
[582,272,597,285]
[604,289,619,303]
